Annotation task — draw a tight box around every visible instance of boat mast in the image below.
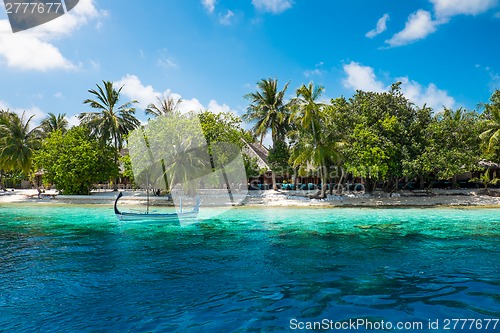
[146,171,150,214]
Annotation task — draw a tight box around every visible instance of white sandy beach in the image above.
[2,188,500,208]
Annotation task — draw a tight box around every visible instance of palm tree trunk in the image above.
[272,171,278,191]
[293,166,299,190]
[320,165,327,198]
[336,167,345,195]
[113,136,119,191]
[161,159,170,194]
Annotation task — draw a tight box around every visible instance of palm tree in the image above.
[79,80,140,190]
[41,112,68,135]
[243,78,290,190]
[143,96,184,193]
[0,110,42,176]
[480,90,500,154]
[289,82,339,198]
[289,82,326,143]
[145,96,182,118]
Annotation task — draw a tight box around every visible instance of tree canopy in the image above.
[35,127,117,195]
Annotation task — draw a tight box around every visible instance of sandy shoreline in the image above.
[1,188,500,208]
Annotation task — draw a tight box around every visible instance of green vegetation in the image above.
[145,96,182,118]
[243,78,290,190]
[79,80,140,191]
[0,111,42,178]
[34,127,117,195]
[1,79,499,195]
[41,112,69,135]
[243,80,500,194]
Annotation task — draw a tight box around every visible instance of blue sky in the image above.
[0,0,499,129]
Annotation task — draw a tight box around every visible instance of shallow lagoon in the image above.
[1,205,499,332]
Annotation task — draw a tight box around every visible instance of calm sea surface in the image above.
[0,205,499,332]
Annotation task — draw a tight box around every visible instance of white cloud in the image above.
[0,20,75,70]
[342,61,455,112]
[202,0,216,14]
[208,100,232,114]
[366,13,390,38]
[115,75,160,110]
[252,0,293,14]
[0,0,104,71]
[67,115,81,128]
[385,10,438,47]
[179,98,205,113]
[397,77,455,110]
[342,61,385,92]
[385,0,498,47]
[219,10,234,25]
[115,75,236,116]
[430,0,497,18]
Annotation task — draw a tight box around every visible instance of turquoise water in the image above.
[0,205,499,332]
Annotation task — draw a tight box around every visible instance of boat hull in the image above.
[115,211,198,222]
[114,192,199,222]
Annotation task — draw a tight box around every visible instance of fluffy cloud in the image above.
[67,115,81,128]
[430,0,497,18]
[397,77,455,110]
[114,75,159,110]
[343,61,455,111]
[201,0,216,14]
[115,75,237,116]
[366,13,390,38]
[385,10,438,47]
[342,61,385,93]
[252,0,293,14]
[0,0,103,71]
[386,0,498,47]
[208,100,232,114]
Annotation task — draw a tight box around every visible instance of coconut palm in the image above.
[243,78,290,145]
[0,110,42,175]
[79,80,140,190]
[41,112,68,135]
[145,96,182,118]
[289,83,339,198]
[480,90,500,154]
[289,82,326,142]
[243,78,290,190]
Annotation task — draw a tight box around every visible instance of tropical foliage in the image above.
[2,80,500,195]
[79,80,140,190]
[243,78,290,190]
[41,112,68,135]
[0,110,42,175]
[480,90,500,159]
[242,81,500,194]
[145,96,182,118]
[34,127,117,195]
